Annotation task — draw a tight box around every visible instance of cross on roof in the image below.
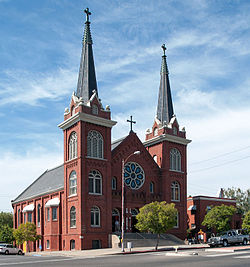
[161,44,166,56]
[127,115,136,132]
[84,7,91,22]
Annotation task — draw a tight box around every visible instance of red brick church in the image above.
[12,8,191,251]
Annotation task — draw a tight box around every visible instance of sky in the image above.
[0,0,250,212]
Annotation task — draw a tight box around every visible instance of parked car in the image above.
[207,229,250,247]
[0,244,23,255]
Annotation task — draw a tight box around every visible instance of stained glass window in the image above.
[170,148,181,171]
[87,130,103,159]
[69,132,77,160]
[171,181,180,201]
[124,162,145,190]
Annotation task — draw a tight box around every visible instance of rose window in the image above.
[124,162,145,190]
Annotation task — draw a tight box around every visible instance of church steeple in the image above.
[156,44,174,124]
[76,8,98,102]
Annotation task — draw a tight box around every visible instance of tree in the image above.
[0,212,13,228]
[0,225,14,243]
[242,211,250,233]
[222,187,250,214]
[13,223,40,252]
[202,204,236,233]
[136,201,177,250]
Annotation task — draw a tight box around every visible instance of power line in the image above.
[189,155,250,173]
[189,145,250,165]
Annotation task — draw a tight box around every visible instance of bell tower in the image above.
[144,44,191,239]
[58,8,116,250]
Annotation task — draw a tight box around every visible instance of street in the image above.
[0,248,250,267]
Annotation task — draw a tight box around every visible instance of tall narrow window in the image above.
[174,212,179,228]
[27,212,32,222]
[37,204,41,227]
[92,104,98,115]
[87,131,103,159]
[171,181,180,201]
[89,170,102,194]
[69,171,77,196]
[69,132,77,160]
[170,148,181,171]
[18,209,20,226]
[111,177,117,190]
[47,208,50,221]
[52,207,57,221]
[91,206,100,227]
[70,206,76,228]
[150,182,154,193]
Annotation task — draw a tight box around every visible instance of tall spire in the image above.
[76,8,98,102]
[156,44,174,124]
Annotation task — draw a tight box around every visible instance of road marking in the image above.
[234,255,250,259]
[205,251,249,257]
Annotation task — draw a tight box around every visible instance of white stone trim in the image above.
[58,112,117,130]
[191,196,236,203]
[144,133,191,146]
[45,197,60,207]
[23,203,34,212]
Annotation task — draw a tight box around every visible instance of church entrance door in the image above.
[112,208,120,232]
[131,208,139,232]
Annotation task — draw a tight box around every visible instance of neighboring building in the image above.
[11,9,191,251]
[187,195,241,240]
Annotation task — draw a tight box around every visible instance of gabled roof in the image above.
[12,164,64,204]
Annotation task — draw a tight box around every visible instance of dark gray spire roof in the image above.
[76,8,98,102]
[156,44,174,124]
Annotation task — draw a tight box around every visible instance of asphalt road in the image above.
[0,249,250,267]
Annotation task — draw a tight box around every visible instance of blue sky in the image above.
[1,0,250,212]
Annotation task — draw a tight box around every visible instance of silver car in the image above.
[0,244,23,255]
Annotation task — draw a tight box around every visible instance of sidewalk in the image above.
[27,244,209,258]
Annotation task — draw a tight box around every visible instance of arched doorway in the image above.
[112,208,120,232]
[131,208,139,232]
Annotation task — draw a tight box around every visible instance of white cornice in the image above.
[190,196,236,203]
[144,133,191,147]
[58,112,117,130]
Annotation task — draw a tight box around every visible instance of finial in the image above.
[161,44,166,56]
[84,7,91,23]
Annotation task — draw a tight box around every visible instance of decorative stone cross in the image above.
[84,8,91,22]
[161,43,166,56]
[127,115,136,132]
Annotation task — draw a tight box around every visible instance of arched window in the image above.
[150,182,154,193]
[173,127,178,135]
[18,209,20,226]
[69,171,77,196]
[112,177,117,190]
[89,170,102,194]
[70,239,75,250]
[153,127,158,136]
[37,204,41,227]
[92,104,98,115]
[91,206,100,227]
[153,155,157,163]
[87,130,103,159]
[170,148,181,171]
[69,132,77,160]
[171,181,180,201]
[70,206,76,228]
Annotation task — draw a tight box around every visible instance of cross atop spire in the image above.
[127,115,136,133]
[76,8,98,103]
[156,44,174,124]
[84,7,91,22]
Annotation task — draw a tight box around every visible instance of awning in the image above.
[188,205,196,211]
[45,197,60,207]
[23,203,34,213]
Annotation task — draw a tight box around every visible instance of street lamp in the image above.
[121,150,141,252]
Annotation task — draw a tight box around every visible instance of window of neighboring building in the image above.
[70,206,76,228]
[91,206,100,227]
[174,212,179,228]
[18,209,20,226]
[150,182,154,193]
[87,130,103,159]
[46,240,50,249]
[27,212,32,222]
[69,171,77,196]
[70,239,75,250]
[112,177,117,190]
[153,127,158,136]
[171,181,180,201]
[89,170,102,195]
[92,104,98,115]
[170,148,181,171]
[37,204,41,227]
[52,207,57,221]
[69,132,77,160]
[47,208,50,221]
